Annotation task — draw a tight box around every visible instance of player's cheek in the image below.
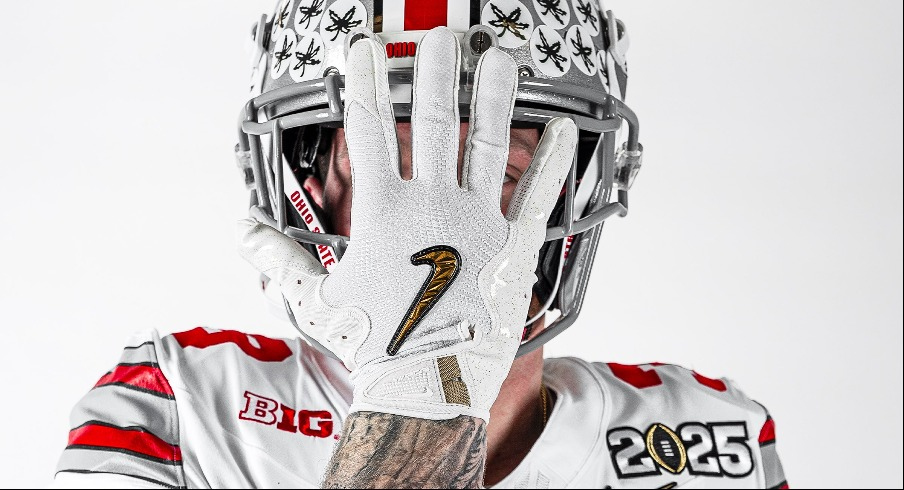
[323,159,354,237]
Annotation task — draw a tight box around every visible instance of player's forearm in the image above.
[322,411,487,489]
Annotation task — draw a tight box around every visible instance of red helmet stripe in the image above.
[404,0,448,31]
[381,0,472,33]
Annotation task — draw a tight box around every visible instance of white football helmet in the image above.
[235,0,642,357]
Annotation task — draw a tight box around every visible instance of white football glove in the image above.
[238,27,576,422]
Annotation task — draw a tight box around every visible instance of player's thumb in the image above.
[236,218,326,285]
[505,117,576,235]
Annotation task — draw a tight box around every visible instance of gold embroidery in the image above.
[645,423,687,474]
[437,355,471,406]
[386,246,461,356]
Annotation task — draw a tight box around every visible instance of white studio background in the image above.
[0,1,900,488]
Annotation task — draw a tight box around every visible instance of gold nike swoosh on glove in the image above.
[386,245,461,356]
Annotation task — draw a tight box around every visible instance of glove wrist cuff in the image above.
[349,350,493,422]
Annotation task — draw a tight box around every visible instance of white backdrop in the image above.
[0,1,900,488]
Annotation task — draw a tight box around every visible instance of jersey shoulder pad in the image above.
[56,330,185,489]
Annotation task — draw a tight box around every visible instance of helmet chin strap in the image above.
[281,157,339,271]
[525,237,566,328]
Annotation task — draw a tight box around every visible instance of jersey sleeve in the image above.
[54,332,186,489]
[757,408,789,489]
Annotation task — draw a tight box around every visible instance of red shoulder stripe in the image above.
[68,423,182,463]
[691,371,727,392]
[94,363,174,398]
[607,363,664,389]
[759,416,777,445]
[172,327,292,362]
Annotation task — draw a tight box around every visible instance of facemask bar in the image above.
[237,72,641,358]
[238,73,350,258]
[518,129,616,356]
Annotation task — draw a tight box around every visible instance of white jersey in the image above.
[53,328,787,489]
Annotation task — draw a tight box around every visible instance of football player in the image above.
[52,1,787,488]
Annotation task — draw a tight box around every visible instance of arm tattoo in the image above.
[322,411,487,489]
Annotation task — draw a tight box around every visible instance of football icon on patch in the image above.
[645,423,686,474]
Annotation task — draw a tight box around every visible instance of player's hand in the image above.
[238,27,575,422]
